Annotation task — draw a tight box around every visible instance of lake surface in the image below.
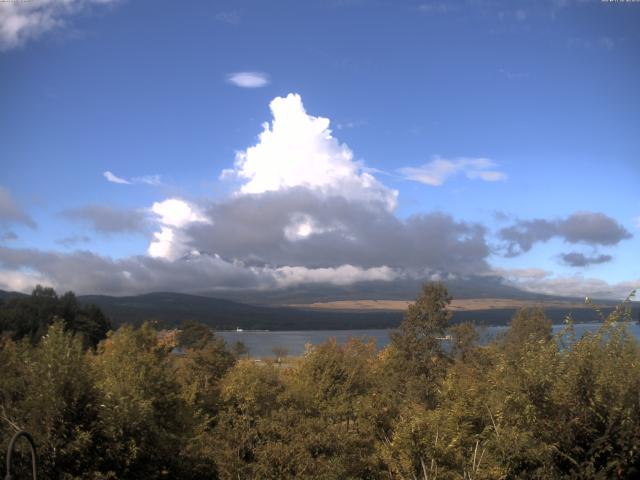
[219,323,640,358]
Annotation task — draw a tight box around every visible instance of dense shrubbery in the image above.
[1,283,639,479]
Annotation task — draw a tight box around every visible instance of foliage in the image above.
[231,340,249,358]
[2,283,640,479]
[385,281,452,405]
[0,286,111,347]
[0,321,101,479]
[177,320,214,349]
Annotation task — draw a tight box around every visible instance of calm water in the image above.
[219,323,640,358]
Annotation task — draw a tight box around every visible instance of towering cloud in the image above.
[0,94,634,300]
[225,93,398,211]
[148,199,208,261]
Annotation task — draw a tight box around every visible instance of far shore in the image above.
[286,297,592,312]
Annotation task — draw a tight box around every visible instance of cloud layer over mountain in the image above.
[0,94,635,299]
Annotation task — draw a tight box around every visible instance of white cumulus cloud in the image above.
[0,0,120,51]
[226,93,398,210]
[226,72,270,88]
[271,264,399,288]
[283,213,336,242]
[148,198,208,260]
[400,157,507,186]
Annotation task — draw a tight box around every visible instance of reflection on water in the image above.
[219,323,640,358]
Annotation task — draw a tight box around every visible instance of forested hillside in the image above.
[3,287,627,332]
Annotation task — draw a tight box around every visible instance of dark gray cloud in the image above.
[499,219,556,255]
[0,189,493,294]
[186,188,490,275]
[557,212,631,245]
[0,187,36,228]
[62,205,148,234]
[0,247,265,295]
[499,212,632,256]
[1,188,630,297]
[561,252,613,267]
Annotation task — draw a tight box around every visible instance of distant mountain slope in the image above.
[3,285,633,331]
[77,292,405,330]
[0,290,28,301]
[287,298,590,312]
[197,276,600,306]
[76,291,630,330]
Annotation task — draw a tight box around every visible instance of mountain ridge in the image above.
[2,284,632,330]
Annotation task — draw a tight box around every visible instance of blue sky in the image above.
[0,0,638,298]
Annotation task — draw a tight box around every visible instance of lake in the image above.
[219,323,640,358]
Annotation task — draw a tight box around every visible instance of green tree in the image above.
[449,322,479,363]
[178,320,214,350]
[385,281,452,404]
[213,359,284,480]
[503,307,552,349]
[179,333,235,414]
[0,286,110,347]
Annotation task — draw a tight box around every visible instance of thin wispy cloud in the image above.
[0,0,121,51]
[1,231,18,242]
[418,2,456,14]
[103,171,162,186]
[0,186,36,228]
[134,174,162,186]
[56,234,91,248]
[499,68,530,80]
[226,72,270,88]
[336,119,366,130]
[567,36,616,51]
[215,11,242,25]
[62,205,147,234]
[400,157,507,186]
[103,171,130,185]
[599,36,615,50]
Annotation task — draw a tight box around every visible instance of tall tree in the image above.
[386,281,452,404]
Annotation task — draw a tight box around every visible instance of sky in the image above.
[0,0,638,299]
